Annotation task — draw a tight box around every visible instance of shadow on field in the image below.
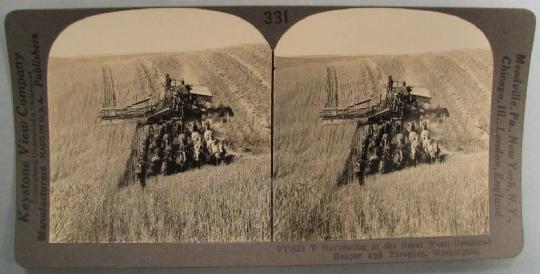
[337,123,364,186]
[119,124,145,187]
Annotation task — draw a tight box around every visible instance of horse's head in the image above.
[175,151,186,165]
[210,145,221,160]
[410,141,420,159]
[383,144,391,156]
[393,148,403,164]
[193,142,203,161]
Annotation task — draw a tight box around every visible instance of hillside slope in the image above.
[273,49,492,241]
[48,44,271,243]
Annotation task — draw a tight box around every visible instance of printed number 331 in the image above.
[264,10,288,24]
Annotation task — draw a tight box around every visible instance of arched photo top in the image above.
[275,8,491,56]
[50,8,268,57]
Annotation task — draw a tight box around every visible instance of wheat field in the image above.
[273,49,492,241]
[48,44,271,243]
[49,45,492,243]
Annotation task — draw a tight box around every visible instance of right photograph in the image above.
[273,8,492,241]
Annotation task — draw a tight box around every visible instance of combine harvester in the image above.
[319,66,449,185]
[320,66,448,126]
[98,79,231,125]
[97,76,234,188]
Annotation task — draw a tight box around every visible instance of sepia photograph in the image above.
[48,8,271,243]
[5,3,538,267]
[273,8,492,241]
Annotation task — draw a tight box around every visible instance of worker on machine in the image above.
[165,74,172,91]
[387,75,394,92]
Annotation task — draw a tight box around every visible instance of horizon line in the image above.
[49,42,269,59]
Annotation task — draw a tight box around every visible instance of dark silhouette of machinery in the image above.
[97,74,234,188]
[98,78,233,125]
[320,66,450,186]
[320,67,448,125]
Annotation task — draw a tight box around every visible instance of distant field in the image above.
[273,49,492,241]
[48,44,271,243]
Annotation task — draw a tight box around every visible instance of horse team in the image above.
[135,118,228,188]
[354,120,443,185]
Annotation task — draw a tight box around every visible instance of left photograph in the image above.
[48,8,271,243]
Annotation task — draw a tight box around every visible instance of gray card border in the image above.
[4,6,536,267]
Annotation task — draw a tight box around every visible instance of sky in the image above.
[275,8,491,56]
[50,8,491,57]
[50,8,267,57]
